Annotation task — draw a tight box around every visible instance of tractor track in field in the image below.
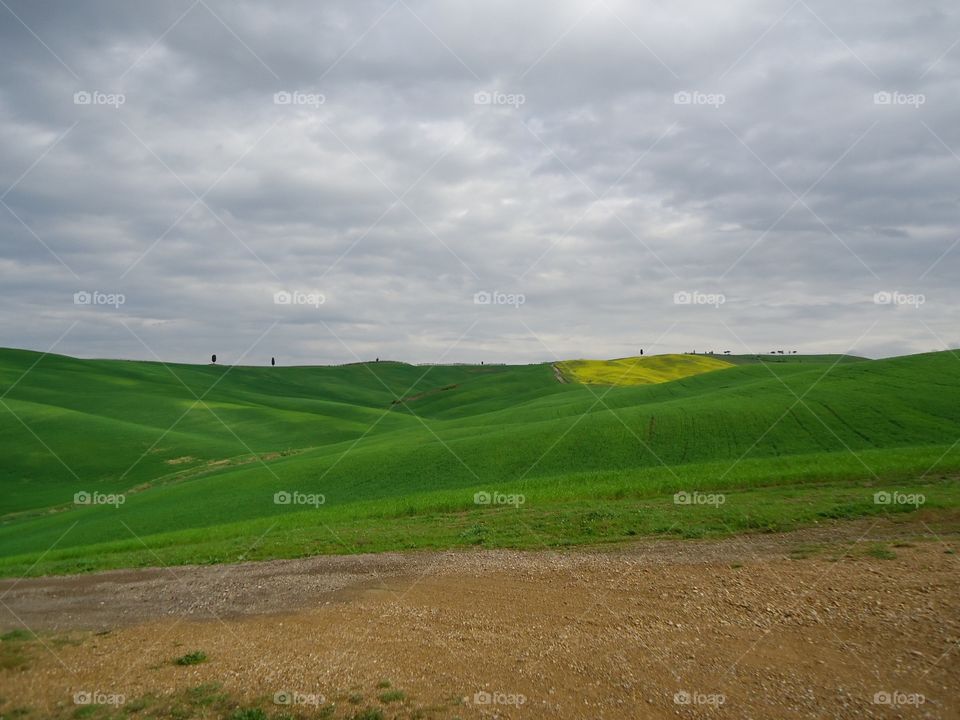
[0,515,958,719]
[552,363,568,383]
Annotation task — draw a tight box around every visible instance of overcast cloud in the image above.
[1,0,958,365]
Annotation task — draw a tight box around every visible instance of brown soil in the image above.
[0,517,957,719]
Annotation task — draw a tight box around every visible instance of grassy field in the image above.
[0,347,958,576]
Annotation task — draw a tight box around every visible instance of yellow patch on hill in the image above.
[555,354,735,386]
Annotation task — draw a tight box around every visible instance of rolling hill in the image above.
[0,347,958,576]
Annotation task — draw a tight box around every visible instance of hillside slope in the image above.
[0,348,958,574]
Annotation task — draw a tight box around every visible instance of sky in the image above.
[0,0,958,365]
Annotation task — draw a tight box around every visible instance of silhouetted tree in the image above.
[211,354,217,364]
[271,357,275,366]
[640,349,644,356]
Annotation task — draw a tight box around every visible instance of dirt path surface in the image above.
[0,516,958,719]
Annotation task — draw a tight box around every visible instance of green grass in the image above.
[174,650,207,666]
[227,710,266,720]
[350,710,384,720]
[378,690,405,703]
[864,543,898,560]
[0,347,959,576]
[0,678,386,720]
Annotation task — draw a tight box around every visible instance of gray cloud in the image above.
[1,0,958,365]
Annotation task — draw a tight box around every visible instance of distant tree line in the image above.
[686,350,800,356]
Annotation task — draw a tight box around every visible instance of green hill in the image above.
[0,348,958,576]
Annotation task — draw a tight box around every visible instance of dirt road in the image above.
[0,516,957,719]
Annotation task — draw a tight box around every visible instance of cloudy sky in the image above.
[1,0,958,365]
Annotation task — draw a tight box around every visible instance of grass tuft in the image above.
[174,650,208,666]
